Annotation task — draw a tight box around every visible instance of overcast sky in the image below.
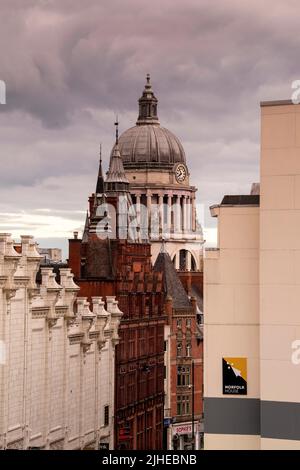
[1,0,299,257]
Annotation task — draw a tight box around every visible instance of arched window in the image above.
[179,249,187,270]
[178,249,197,271]
[191,254,196,271]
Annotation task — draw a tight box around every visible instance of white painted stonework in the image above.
[0,234,122,450]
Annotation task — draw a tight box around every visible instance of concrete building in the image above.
[13,245,62,264]
[204,99,300,449]
[38,247,62,263]
[0,233,121,450]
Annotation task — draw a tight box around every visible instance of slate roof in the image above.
[221,195,260,206]
[154,251,191,309]
[190,284,203,314]
[106,144,129,184]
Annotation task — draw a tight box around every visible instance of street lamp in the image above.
[191,360,195,450]
[188,360,195,450]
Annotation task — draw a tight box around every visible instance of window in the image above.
[186,342,191,357]
[104,405,109,426]
[137,415,144,450]
[191,255,196,271]
[164,340,167,352]
[145,296,150,315]
[139,328,146,356]
[148,368,155,396]
[176,319,182,328]
[118,374,126,408]
[186,318,191,328]
[148,327,155,354]
[146,411,153,448]
[177,395,190,416]
[177,366,190,386]
[127,371,136,402]
[179,249,187,270]
[139,372,147,399]
[129,330,136,359]
[118,334,126,361]
[177,342,182,357]
[155,406,163,449]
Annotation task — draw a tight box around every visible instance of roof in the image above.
[106,144,129,184]
[96,155,105,194]
[154,251,191,309]
[260,99,294,107]
[85,238,113,279]
[221,195,260,206]
[113,75,186,170]
[117,124,186,169]
[82,211,89,243]
[190,284,203,314]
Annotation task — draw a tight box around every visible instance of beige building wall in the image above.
[0,234,121,450]
[260,101,300,448]
[204,204,260,450]
[204,100,300,450]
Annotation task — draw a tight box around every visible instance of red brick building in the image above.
[154,250,203,450]
[68,141,166,450]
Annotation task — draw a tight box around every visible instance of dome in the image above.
[111,74,186,170]
[117,124,186,169]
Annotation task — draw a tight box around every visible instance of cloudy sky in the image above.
[1,0,299,258]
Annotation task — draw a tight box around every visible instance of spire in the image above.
[82,211,89,243]
[160,238,167,253]
[106,122,129,188]
[96,143,105,195]
[115,116,119,144]
[106,144,129,185]
[136,74,159,126]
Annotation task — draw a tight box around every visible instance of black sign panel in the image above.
[222,357,247,395]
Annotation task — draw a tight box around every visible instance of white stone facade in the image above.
[0,234,122,450]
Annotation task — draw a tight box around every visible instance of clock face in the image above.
[175,164,187,183]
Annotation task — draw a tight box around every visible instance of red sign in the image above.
[173,424,193,436]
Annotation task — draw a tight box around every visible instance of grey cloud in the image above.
[0,0,299,239]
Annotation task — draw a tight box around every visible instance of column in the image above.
[136,194,141,226]
[175,195,181,236]
[187,251,192,271]
[158,193,164,238]
[192,195,196,232]
[186,196,191,232]
[135,194,141,241]
[151,193,159,239]
[183,195,187,233]
[167,194,172,238]
[146,192,152,238]
[190,196,193,232]
[175,253,180,270]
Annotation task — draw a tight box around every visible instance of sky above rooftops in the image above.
[1,0,299,257]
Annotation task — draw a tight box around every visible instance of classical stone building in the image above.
[68,75,204,450]
[204,99,300,449]
[154,248,203,450]
[0,233,121,450]
[114,75,204,271]
[68,137,166,450]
